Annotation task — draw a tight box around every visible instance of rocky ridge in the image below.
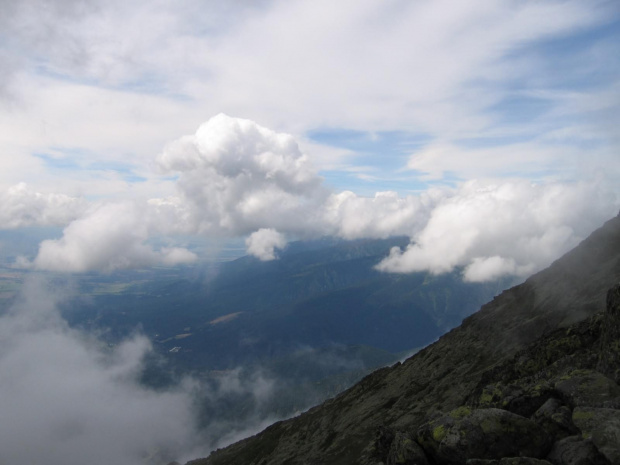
[186,214,620,465]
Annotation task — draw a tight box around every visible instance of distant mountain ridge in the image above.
[187,213,620,464]
[67,236,509,372]
[52,235,513,449]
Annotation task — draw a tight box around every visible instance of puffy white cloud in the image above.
[463,256,521,283]
[320,190,441,240]
[30,202,197,272]
[376,180,619,281]
[245,228,287,261]
[158,114,325,236]
[0,183,87,229]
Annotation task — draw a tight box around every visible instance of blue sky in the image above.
[0,0,618,279]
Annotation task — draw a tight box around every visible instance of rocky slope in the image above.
[186,214,620,465]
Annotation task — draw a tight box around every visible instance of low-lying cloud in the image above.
[0,276,299,465]
[8,115,619,280]
[245,228,287,261]
[0,277,200,465]
[376,180,617,281]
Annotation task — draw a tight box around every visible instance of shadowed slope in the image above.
[188,214,620,465]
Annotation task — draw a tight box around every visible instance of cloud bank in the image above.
[376,180,617,281]
[28,202,197,272]
[0,183,87,229]
[10,114,619,280]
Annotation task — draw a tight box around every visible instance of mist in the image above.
[0,276,297,465]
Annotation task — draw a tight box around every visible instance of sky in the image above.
[0,0,619,281]
[1,2,619,464]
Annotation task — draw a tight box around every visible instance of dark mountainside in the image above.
[187,213,620,465]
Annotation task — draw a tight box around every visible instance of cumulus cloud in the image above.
[0,183,87,229]
[0,277,202,465]
[157,114,325,237]
[376,180,618,281]
[29,202,196,272]
[156,114,441,241]
[320,189,441,240]
[22,114,326,271]
[245,228,287,261]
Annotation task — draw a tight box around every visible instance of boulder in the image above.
[477,382,553,418]
[546,435,610,465]
[417,407,551,464]
[386,431,429,465]
[532,398,577,441]
[572,407,620,464]
[554,369,620,408]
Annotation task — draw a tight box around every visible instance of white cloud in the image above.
[320,190,440,240]
[0,277,201,465]
[0,0,616,196]
[197,0,610,133]
[0,183,87,229]
[245,228,287,261]
[0,274,300,465]
[406,141,580,182]
[463,256,521,283]
[376,179,619,280]
[30,202,197,272]
[17,114,619,278]
[158,113,326,236]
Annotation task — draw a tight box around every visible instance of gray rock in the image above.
[417,407,551,464]
[547,435,610,465]
[477,382,553,418]
[532,398,577,441]
[386,431,429,465]
[554,369,620,408]
[572,407,620,464]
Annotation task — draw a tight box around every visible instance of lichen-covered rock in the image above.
[476,382,553,418]
[417,407,551,464]
[386,431,429,465]
[532,398,577,441]
[554,369,620,408]
[546,435,610,465]
[572,407,620,464]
